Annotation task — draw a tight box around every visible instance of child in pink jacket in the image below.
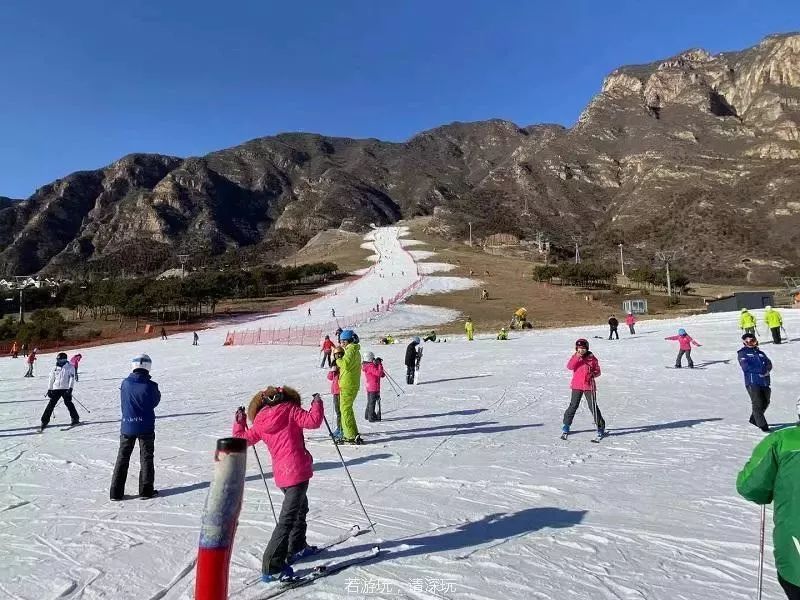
[361,351,385,422]
[327,362,342,436]
[69,353,83,381]
[232,386,323,583]
[562,338,605,438]
[625,313,636,335]
[665,328,701,368]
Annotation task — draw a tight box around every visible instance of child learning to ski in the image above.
[327,346,344,436]
[361,351,385,422]
[232,386,324,583]
[562,338,606,441]
[665,328,702,368]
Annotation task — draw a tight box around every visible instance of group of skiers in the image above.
[740,306,785,344]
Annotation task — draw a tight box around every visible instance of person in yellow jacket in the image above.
[465,316,475,341]
[764,306,784,345]
[336,329,363,445]
[496,327,508,341]
[739,308,756,335]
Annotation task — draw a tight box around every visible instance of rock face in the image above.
[1,32,799,279]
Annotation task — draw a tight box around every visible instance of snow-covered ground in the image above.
[1,227,798,600]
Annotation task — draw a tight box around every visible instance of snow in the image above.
[415,276,479,295]
[417,262,457,274]
[1,226,799,600]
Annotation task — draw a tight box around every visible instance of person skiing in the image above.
[738,333,772,432]
[362,352,385,422]
[160,327,168,341]
[307,308,311,317]
[336,329,363,444]
[331,308,336,318]
[423,330,437,342]
[24,348,37,377]
[608,315,619,340]
[327,348,344,436]
[192,332,199,346]
[625,312,636,335]
[562,338,605,440]
[10,341,18,358]
[497,327,508,340]
[736,398,800,600]
[320,335,334,368]
[40,352,79,431]
[665,329,702,368]
[232,386,323,583]
[465,317,475,341]
[335,327,343,345]
[764,306,784,345]
[404,337,421,384]
[69,353,83,382]
[21,343,28,357]
[740,308,757,336]
[110,354,160,500]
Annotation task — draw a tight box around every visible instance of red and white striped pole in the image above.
[195,437,247,600]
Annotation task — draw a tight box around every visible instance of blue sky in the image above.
[0,0,797,198]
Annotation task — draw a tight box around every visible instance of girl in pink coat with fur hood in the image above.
[232,386,323,583]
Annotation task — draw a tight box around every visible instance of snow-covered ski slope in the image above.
[1,226,799,599]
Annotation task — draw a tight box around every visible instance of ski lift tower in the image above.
[177,254,190,279]
[655,250,680,298]
[12,275,31,323]
[571,236,581,264]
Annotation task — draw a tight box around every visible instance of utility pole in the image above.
[571,236,581,264]
[655,250,679,299]
[177,254,190,279]
[618,243,625,276]
[12,276,29,323]
[468,222,473,247]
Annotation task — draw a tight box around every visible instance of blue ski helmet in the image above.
[678,328,686,335]
[340,329,355,342]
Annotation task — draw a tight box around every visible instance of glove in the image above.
[235,406,247,426]
[311,393,323,405]
[69,387,73,393]
[375,357,382,363]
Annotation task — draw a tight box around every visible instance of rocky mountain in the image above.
[1,32,799,281]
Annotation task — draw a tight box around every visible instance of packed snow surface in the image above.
[1,226,798,600]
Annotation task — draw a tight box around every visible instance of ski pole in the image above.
[591,379,599,430]
[321,414,377,535]
[382,371,402,398]
[757,504,766,600]
[781,326,789,342]
[239,409,277,525]
[385,372,406,395]
[71,394,92,414]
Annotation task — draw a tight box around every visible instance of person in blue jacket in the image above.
[110,353,161,500]
[738,333,773,432]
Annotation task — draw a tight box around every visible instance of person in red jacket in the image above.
[625,312,636,335]
[320,335,334,368]
[665,328,701,368]
[232,386,324,583]
[562,338,605,438]
[24,348,37,377]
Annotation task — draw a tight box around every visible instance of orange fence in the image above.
[224,278,422,347]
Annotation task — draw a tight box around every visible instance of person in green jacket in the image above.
[765,306,784,345]
[336,329,363,445]
[736,404,800,599]
[465,316,475,341]
[740,308,757,335]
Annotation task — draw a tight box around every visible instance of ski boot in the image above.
[560,425,569,441]
[591,428,606,443]
[261,565,298,583]
[288,545,320,564]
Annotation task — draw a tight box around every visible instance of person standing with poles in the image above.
[337,329,363,445]
[192,332,199,346]
[362,352,385,422]
[39,352,79,432]
[738,333,773,432]
[320,335,334,368]
[736,399,800,599]
[110,354,160,500]
[607,315,620,340]
[625,312,636,335]
[231,386,323,583]
[69,353,82,382]
[561,339,606,442]
[764,306,784,345]
[24,348,37,377]
[740,308,757,336]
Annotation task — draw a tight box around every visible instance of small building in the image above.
[706,291,774,313]
[622,299,648,314]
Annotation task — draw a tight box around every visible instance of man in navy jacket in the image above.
[737,333,773,432]
[110,353,161,500]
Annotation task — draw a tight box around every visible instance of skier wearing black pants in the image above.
[405,337,421,384]
[608,316,619,340]
[562,339,605,439]
[737,333,772,432]
[40,353,78,431]
[110,353,161,500]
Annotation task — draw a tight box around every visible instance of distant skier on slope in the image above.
[362,351,385,422]
[764,305,784,345]
[738,333,773,433]
[625,312,636,335]
[562,339,605,441]
[69,353,82,381]
[608,315,619,340]
[740,308,757,336]
[320,335,334,368]
[405,337,421,384]
[232,386,324,583]
[497,327,508,340]
[39,352,79,432]
[110,354,160,500]
[465,316,475,341]
[665,329,701,368]
[24,348,37,377]
[736,399,800,600]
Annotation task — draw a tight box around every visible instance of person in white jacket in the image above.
[40,352,79,431]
